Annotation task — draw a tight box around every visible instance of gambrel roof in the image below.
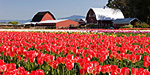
[89,8,124,20]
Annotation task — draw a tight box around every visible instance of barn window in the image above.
[89,14,91,17]
[93,14,96,17]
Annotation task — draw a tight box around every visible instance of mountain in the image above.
[58,15,85,21]
[0,19,31,24]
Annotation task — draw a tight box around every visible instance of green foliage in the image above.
[8,21,19,25]
[86,24,99,28]
[135,22,149,28]
[120,24,133,28]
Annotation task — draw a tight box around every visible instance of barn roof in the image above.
[39,19,67,24]
[79,18,86,22]
[89,8,124,20]
[31,11,56,22]
[113,18,139,24]
[23,22,39,25]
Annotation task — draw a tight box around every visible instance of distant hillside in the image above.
[0,19,31,24]
[58,15,85,21]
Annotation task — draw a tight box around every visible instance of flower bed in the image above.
[0,31,150,75]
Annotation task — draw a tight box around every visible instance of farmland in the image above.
[0,30,150,75]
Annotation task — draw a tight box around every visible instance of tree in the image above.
[8,21,19,25]
[107,0,150,24]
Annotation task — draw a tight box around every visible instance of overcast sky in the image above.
[0,0,108,20]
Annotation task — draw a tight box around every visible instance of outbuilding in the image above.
[86,7,124,28]
[38,19,79,29]
[113,18,140,28]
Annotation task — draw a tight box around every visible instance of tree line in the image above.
[107,0,150,24]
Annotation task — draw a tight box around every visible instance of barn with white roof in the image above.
[86,7,124,28]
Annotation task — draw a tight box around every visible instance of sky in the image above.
[0,0,108,20]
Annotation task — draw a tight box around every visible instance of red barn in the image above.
[86,8,124,28]
[24,11,79,29]
[31,11,56,22]
[38,19,79,29]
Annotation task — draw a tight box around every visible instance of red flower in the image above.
[29,57,35,63]
[56,57,63,64]
[6,63,16,71]
[144,55,149,61]
[30,70,45,75]
[120,67,130,75]
[143,61,149,68]
[87,66,94,74]
[37,57,43,65]
[52,61,58,69]
[80,68,87,75]
[101,65,108,74]
[0,64,6,73]
[66,54,74,60]
[111,71,118,75]
[129,54,136,63]
[131,67,138,75]
[73,56,80,63]
[95,65,101,74]
[66,61,74,70]
[111,65,118,72]
[99,57,105,63]
[18,67,25,74]
[136,55,142,62]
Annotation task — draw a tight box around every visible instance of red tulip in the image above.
[56,57,63,64]
[131,67,138,75]
[0,64,6,73]
[18,67,25,74]
[80,68,87,75]
[66,54,74,60]
[29,57,35,63]
[99,57,105,63]
[87,66,94,74]
[111,71,118,75]
[6,63,16,71]
[129,54,136,63]
[111,65,118,72]
[94,65,101,74]
[143,61,149,68]
[136,55,142,62]
[144,55,149,61]
[101,65,108,74]
[37,57,43,65]
[66,60,74,70]
[120,67,130,75]
[52,60,58,69]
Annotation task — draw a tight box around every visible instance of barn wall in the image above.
[56,20,79,29]
[86,9,97,24]
[41,13,55,21]
[98,20,113,28]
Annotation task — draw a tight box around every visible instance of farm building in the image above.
[38,19,78,29]
[86,7,124,28]
[113,18,140,28]
[31,11,56,22]
[78,18,86,25]
[24,11,79,29]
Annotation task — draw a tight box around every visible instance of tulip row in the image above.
[0,59,44,75]
[0,31,150,75]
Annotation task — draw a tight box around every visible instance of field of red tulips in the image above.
[0,31,150,75]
